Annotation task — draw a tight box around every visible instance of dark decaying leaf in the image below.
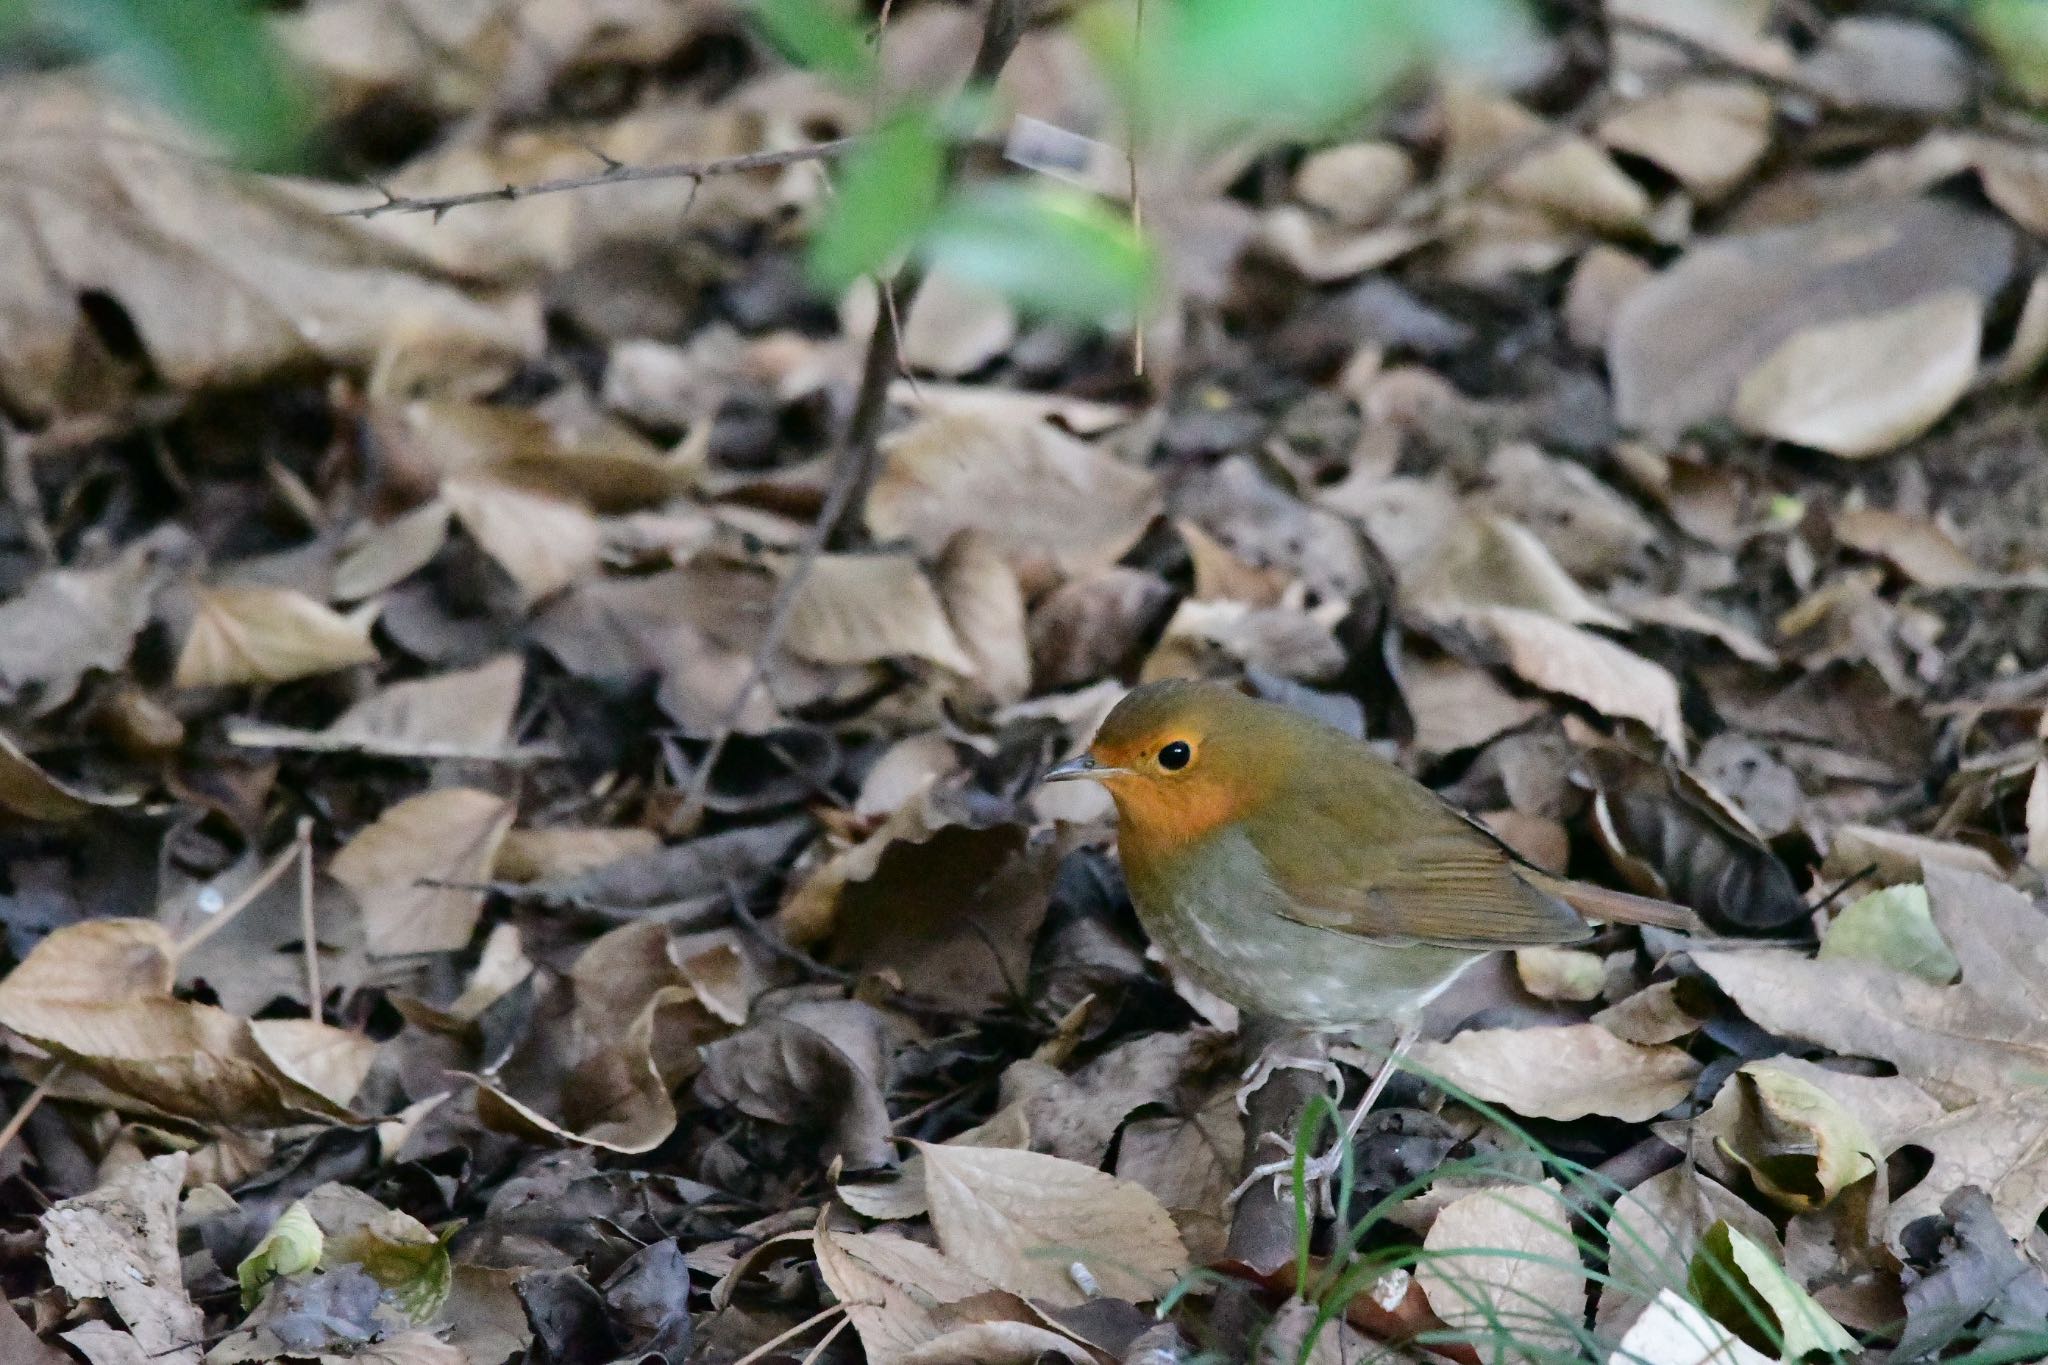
[1895,1185,2048,1362]
[695,1003,898,1170]
[603,1238,693,1362]
[517,1268,621,1365]
[1580,744,1808,932]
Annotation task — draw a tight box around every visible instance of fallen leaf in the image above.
[1610,199,2014,444]
[0,529,191,715]
[0,920,372,1124]
[934,531,1032,705]
[175,587,379,688]
[1515,947,1605,1002]
[42,1155,201,1365]
[1892,1186,2048,1361]
[1709,1063,1879,1213]
[1412,1023,1699,1121]
[0,80,538,420]
[869,412,1160,584]
[916,1143,1188,1307]
[697,1008,897,1169]
[330,788,514,955]
[1819,883,1960,985]
[493,826,663,882]
[443,475,604,604]
[1607,1289,1772,1365]
[230,654,528,760]
[813,1225,999,1365]
[1693,866,2048,1107]
[784,553,978,674]
[1732,289,1983,458]
[1887,1090,2048,1244]
[1441,86,1651,233]
[332,500,453,602]
[1689,1222,1858,1358]
[1834,507,1980,588]
[1293,141,1414,227]
[1598,80,1773,201]
[0,731,139,821]
[1463,607,1686,753]
[1417,1181,1586,1356]
[1598,1165,1779,1338]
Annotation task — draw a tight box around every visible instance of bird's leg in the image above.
[1227,1020,1423,1210]
[1234,1033,1346,1115]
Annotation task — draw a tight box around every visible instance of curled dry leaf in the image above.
[1416,1181,1586,1357]
[915,1143,1188,1307]
[1733,289,1982,458]
[1692,866,2048,1108]
[697,1008,897,1170]
[1462,607,1685,754]
[784,553,978,675]
[812,1225,999,1365]
[935,531,1032,706]
[1440,85,1651,234]
[1610,199,2014,445]
[1833,506,1980,588]
[0,920,373,1125]
[0,529,191,715]
[442,476,604,605]
[869,412,1160,586]
[1597,1164,1779,1338]
[1407,514,1623,628]
[231,655,527,759]
[1412,1023,1699,1122]
[1598,80,1774,202]
[0,730,138,821]
[0,81,538,420]
[42,1155,201,1365]
[175,587,380,689]
[330,788,514,956]
[1705,1063,1881,1213]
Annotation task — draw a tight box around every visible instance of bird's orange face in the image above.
[1043,680,1281,853]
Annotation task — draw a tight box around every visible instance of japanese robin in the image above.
[1043,678,1697,1194]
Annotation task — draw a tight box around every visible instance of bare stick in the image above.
[296,817,322,1019]
[0,1066,63,1157]
[1126,0,1147,378]
[729,1304,848,1365]
[174,836,307,961]
[335,138,857,221]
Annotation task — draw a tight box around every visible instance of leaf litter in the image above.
[7,4,2048,1364]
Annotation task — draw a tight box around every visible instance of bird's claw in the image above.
[1234,1051,1346,1115]
[1225,1130,1348,1214]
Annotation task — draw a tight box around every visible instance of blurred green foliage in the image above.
[762,0,1535,327]
[1,0,308,166]
[1976,0,2048,104]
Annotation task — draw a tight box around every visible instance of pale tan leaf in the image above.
[0,920,370,1125]
[493,826,662,882]
[332,500,452,602]
[784,554,978,674]
[870,413,1159,584]
[1442,86,1651,233]
[1834,507,1981,588]
[892,271,1018,377]
[443,476,603,604]
[1514,947,1605,1002]
[1466,607,1685,752]
[1885,1090,2048,1243]
[42,1155,200,1365]
[1606,1289,1772,1365]
[1598,80,1772,200]
[374,397,685,509]
[0,730,138,821]
[1293,142,1415,227]
[1412,1024,1699,1121]
[1417,1182,1585,1356]
[814,1226,996,1365]
[1692,865,2048,1107]
[934,532,1032,705]
[897,1323,1096,1365]
[330,788,513,955]
[2031,762,2048,873]
[916,1143,1188,1307]
[0,81,538,421]
[0,528,188,714]
[1406,513,1624,628]
[331,655,523,752]
[1733,289,1982,458]
[175,587,378,688]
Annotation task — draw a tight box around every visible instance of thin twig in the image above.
[334,138,857,220]
[1126,0,1147,378]
[296,817,321,1020]
[724,879,853,986]
[729,1303,847,1365]
[796,1309,855,1365]
[174,833,309,961]
[0,1066,64,1157]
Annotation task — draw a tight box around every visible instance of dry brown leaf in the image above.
[0,530,189,715]
[175,587,379,689]
[813,1226,1000,1365]
[1514,947,1605,1002]
[1598,80,1773,201]
[1115,1092,1242,1266]
[1607,1289,1773,1365]
[333,500,453,602]
[1564,246,1654,351]
[443,476,604,605]
[372,398,685,510]
[846,271,1018,378]
[1406,513,1624,628]
[1606,0,1785,79]
[697,1005,897,1169]
[0,81,537,420]
[898,1323,1097,1365]
[494,826,662,882]
[330,788,514,955]
[869,413,1160,585]
[784,554,978,675]
[0,921,371,1125]
[1885,1090,2048,1243]
[916,1143,1188,1307]
[1692,866,2048,1107]
[1465,607,1686,753]
[1597,1165,1778,1338]
[1293,142,1415,227]
[935,532,1032,706]
[1412,1024,1699,1121]
[1732,289,1982,458]
[42,1155,200,1365]
[1593,981,1704,1045]
[1610,199,2014,444]
[0,730,139,821]
[1441,86,1651,234]
[1400,651,1546,758]
[1800,17,1970,116]
[1834,507,1980,588]
[1416,1181,1585,1355]
[1142,598,1345,685]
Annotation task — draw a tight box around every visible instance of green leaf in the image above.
[749,0,874,86]
[66,0,311,167]
[922,185,1154,323]
[1819,884,1960,985]
[808,109,945,291]
[1690,1222,1858,1358]
[1977,0,2048,104]
[236,1201,323,1310]
[1104,0,1537,141]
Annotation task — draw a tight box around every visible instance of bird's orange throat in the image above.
[1103,773,1256,863]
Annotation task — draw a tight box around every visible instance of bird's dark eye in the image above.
[1158,741,1192,771]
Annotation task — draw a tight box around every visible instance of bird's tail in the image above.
[1529,872,1703,933]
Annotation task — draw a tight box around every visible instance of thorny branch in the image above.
[334,137,858,220]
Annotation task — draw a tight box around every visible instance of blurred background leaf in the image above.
[922,184,1155,323]
[808,107,945,291]
[1976,0,2048,104]
[749,0,875,89]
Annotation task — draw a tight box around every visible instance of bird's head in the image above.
[1043,679,1304,850]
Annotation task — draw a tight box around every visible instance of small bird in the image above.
[1043,678,1697,1196]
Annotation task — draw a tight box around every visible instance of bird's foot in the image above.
[1234,1049,1346,1115]
[1226,1130,1349,1214]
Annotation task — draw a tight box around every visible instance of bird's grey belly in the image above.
[1133,839,1480,1028]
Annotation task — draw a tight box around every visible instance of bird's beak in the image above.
[1043,754,1124,784]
